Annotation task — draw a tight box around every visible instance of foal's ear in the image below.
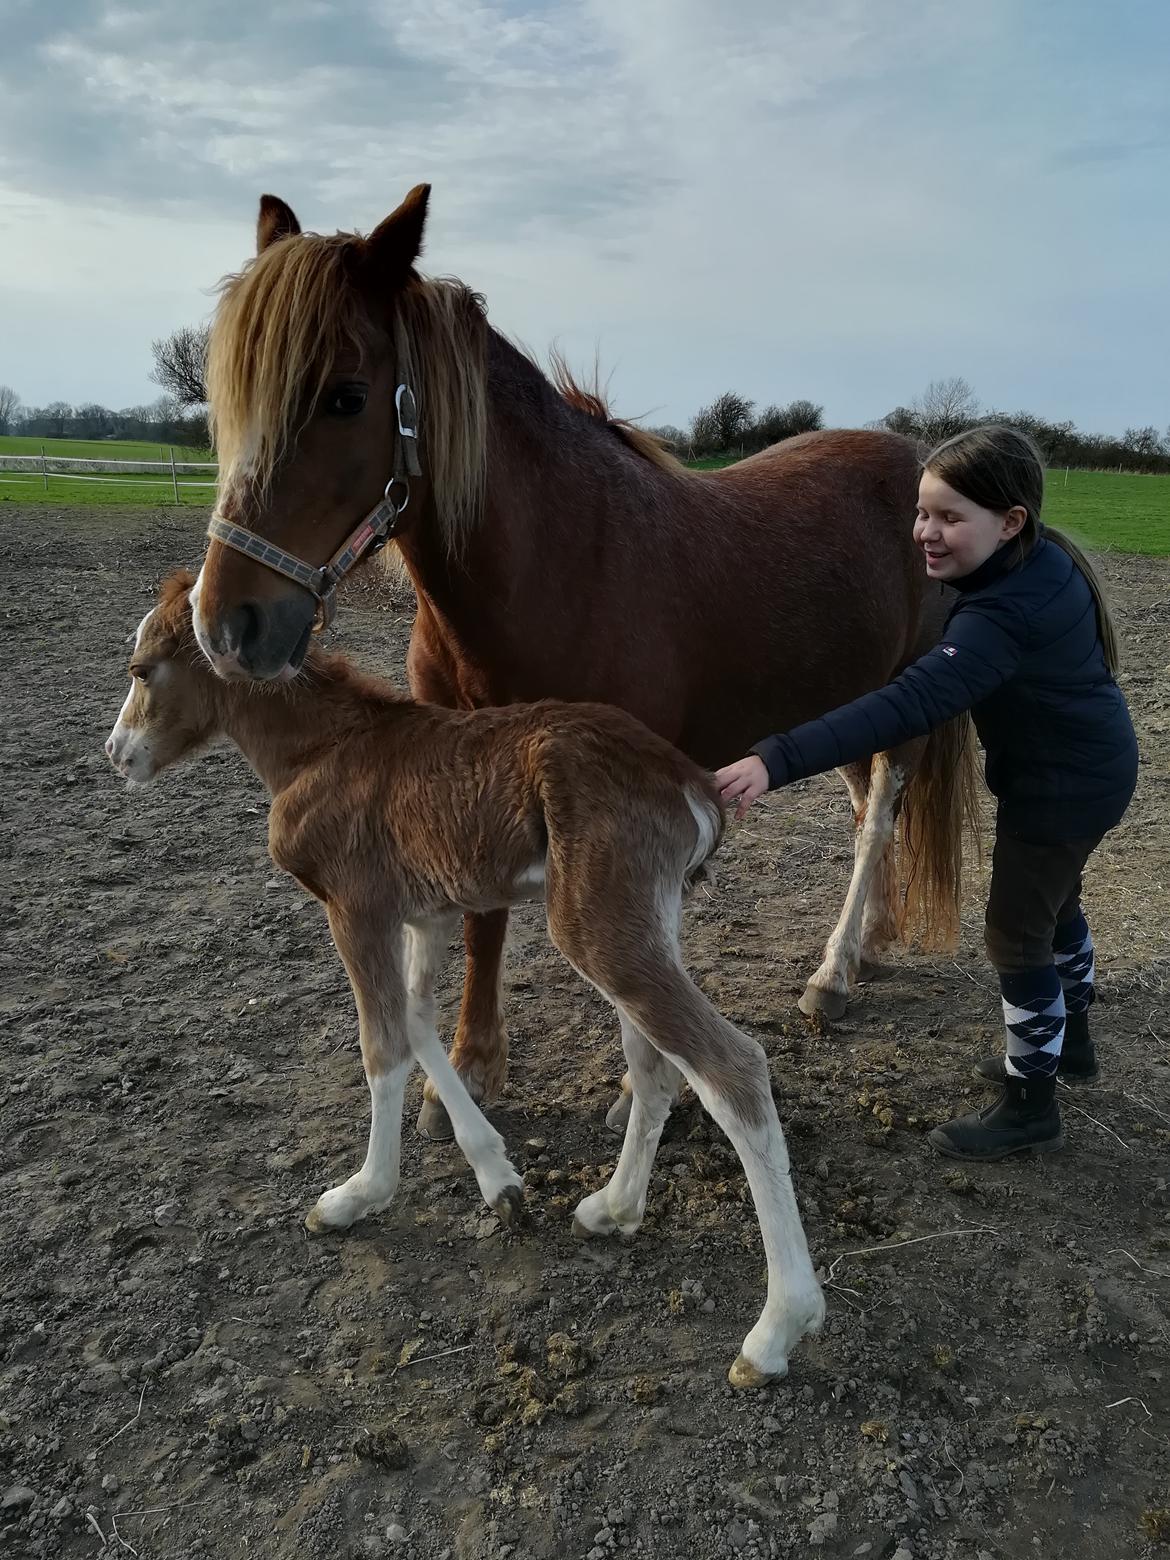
[257,195,301,253]
[363,184,431,287]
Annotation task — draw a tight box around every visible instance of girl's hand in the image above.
[715,755,770,820]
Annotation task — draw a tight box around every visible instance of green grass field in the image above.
[690,456,1169,556]
[2,437,1167,552]
[0,434,213,506]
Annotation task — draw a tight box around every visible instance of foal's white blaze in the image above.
[106,611,158,783]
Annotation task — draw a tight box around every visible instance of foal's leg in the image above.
[405,920,524,1223]
[305,910,412,1234]
[417,908,509,1142]
[552,889,823,1387]
[574,1013,681,1236]
[800,753,907,1020]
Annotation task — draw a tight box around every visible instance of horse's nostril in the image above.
[225,601,265,667]
[105,737,114,757]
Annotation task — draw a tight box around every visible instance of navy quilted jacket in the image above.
[752,534,1138,842]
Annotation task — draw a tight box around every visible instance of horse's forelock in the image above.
[207,232,369,496]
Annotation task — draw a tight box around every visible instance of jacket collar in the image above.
[951,530,1045,594]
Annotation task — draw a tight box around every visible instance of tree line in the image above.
[653,375,1170,475]
[3,328,1167,476]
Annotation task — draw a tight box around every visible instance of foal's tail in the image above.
[897,714,981,950]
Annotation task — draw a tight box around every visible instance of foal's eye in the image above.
[131,665,151,684]
[324,384,368,418]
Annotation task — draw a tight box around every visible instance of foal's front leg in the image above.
[305,908,412,1234]
[405,920,525,1224]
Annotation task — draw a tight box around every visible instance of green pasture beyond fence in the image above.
[2,437,1167,554]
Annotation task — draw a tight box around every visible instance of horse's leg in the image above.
[574,1013,681,1236]
[405,919,524,1223]
[551,886,823,1387]
[800,754,906,1020]
[305,908,411,1234]
[416,908,509,1142]
[859,739,923,977]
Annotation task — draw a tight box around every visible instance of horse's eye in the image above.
[131,665,151,684]
[324,385,368,418]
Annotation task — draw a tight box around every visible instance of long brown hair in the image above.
[924,424,1120,672]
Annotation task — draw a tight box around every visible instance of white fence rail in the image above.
[0,448,218,502]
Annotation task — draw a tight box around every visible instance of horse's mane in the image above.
[206,227,682,559]
[546,349,685,474]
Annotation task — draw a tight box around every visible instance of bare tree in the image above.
[0,383,20,435]
[150,324,209,406]
[916,377,978,445]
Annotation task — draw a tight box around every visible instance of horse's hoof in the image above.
[417,1096,455,1142]
[604,1090,632,1136]
[728,1352,784,1390]
[571,1216,595,1241]
[492,1182,525,1227]
[799,985,848,1022]
[304,1206,333,1237]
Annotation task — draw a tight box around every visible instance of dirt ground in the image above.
[1,504,1168,1560]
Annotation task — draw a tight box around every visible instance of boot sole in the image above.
[930,1129,1067,1162]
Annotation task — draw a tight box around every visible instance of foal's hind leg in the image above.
[800,754,907,1020]
[553,893,823,1386]
[405,920,524,1224]
[574,1014,681,1237]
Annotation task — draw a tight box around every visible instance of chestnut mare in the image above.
[107,573,824,1386]
[192,185,974,1141]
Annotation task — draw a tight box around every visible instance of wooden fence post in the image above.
[41,445,48,492]
[169,446,180,504]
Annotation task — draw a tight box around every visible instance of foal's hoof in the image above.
[728,1352,785,1390]
[491,1182,525,1228]
[798,984,848,1022]
[604,1089,633,1136]
[416,1096,455,1142]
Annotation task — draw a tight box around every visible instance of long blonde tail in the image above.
[897,714,981,950]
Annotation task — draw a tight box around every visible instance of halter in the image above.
[206,382,422,631]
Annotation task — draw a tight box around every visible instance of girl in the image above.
[716,425,1138,1162]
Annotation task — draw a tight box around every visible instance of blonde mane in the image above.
[207,232,488,548]
[547,348,685,474]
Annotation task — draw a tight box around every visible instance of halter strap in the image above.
[206,381,420,631]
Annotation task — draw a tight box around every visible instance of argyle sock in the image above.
[1000,965,1066,1080]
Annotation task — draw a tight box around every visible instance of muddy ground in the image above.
[1,504,1168,1560]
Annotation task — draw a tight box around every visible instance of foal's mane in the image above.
[207,225,683,555]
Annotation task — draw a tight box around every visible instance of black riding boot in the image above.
[929,1074,1065,1160]
[973,1010,1099,1086]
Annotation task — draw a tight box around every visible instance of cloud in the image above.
[0,0,1166,430]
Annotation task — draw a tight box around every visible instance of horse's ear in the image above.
[257,195,301,253]
[363,184,431,285]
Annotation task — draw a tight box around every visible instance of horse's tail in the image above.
[897,714,981,950]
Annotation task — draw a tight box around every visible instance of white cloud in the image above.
[0,0,1166,430]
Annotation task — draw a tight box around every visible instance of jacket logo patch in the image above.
[941,645,958,657]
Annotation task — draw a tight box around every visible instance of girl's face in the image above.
[914,470,1027,582]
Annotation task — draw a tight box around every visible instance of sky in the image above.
[1,0,1167,436]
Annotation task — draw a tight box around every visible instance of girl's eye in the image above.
[324,385,368,418]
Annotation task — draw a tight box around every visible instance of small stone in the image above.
[2,1486,36,1511]
[153,1201,180,1226]
[101,1476,120,1495]
[51,1497,73,1520]
[727,1519,750,1550]
[385,1522,409,1544]
[892,1547,914,1560]
[525,1138,547,1152]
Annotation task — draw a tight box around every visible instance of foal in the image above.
[106,573,825,1385]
